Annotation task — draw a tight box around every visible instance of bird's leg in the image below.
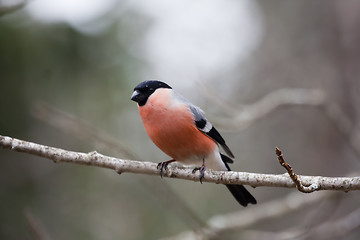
[157,159,176,178]
[192,159,206,184]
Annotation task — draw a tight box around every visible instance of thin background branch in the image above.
[202,87,326,132]
[0,0,27,17]
[241,207,360,240]
[24,208,51,240]
[161,191,342,240]
[31,102,205,229]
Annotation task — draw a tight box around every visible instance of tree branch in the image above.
[1,135,360,191]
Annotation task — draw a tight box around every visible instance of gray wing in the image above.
[188,104,235,160]
[173,91,235,160]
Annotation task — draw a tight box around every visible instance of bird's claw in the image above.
[192,165,206,184]
[157,159,175,178]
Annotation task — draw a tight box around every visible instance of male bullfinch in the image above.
[131,80,256,207]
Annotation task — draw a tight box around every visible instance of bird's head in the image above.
[131,80,172,106]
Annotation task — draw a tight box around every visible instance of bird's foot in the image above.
[192,163,206,184]
[157,159,176,178]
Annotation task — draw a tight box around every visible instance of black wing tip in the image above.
[220,154,234,164]
[226,184,257,207]
[195,121,235,159]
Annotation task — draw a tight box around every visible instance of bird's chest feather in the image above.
[139,100,194,145]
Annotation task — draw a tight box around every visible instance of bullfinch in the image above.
[131,80,256,207]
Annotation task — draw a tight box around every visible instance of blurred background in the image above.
[1,0,360,239]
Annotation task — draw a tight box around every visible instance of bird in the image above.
[131,80,256,207]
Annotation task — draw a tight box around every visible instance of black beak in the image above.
[131,90,141,103]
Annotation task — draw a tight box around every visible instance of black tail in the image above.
[221,154,257,207]
[225,184,257,207]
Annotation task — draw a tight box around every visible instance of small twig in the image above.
[276,147,318,193]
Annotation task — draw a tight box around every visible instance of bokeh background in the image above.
[1,0,360,239]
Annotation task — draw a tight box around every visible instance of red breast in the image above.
[137,89,216,162]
